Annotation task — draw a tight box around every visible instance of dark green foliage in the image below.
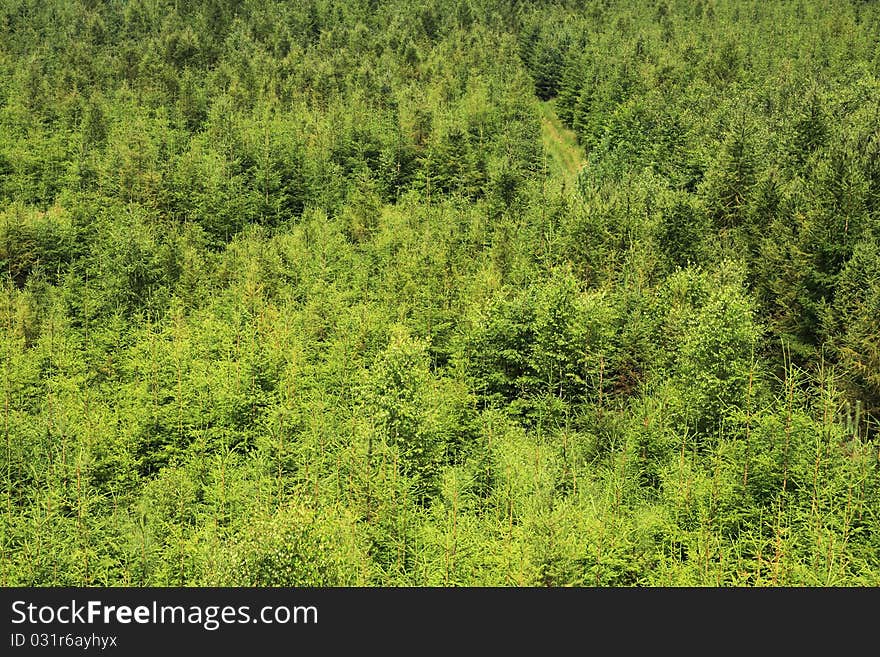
[701,116,758,229]
[1,205,74,288]
[831,238,880,417]
[656,192,710,270]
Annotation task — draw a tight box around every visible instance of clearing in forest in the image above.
[539,99,584,191]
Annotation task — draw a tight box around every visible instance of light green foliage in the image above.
[675,272,762,433]
[369,328,434,487]
[223,504,367,586]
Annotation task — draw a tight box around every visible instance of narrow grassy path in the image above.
[538,99,584,191]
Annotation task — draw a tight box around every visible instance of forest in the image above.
[1,0,878,586]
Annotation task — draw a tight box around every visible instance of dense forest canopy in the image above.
[1,0,878,585]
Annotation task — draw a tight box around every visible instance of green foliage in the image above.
[656,191,711,270]
[224,504,366,586]
[831,237,880,416]
[674,272,762,433]
[1,0,878,588]
[0,204,74,288]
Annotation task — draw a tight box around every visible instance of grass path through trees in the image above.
[539,100,584,191]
